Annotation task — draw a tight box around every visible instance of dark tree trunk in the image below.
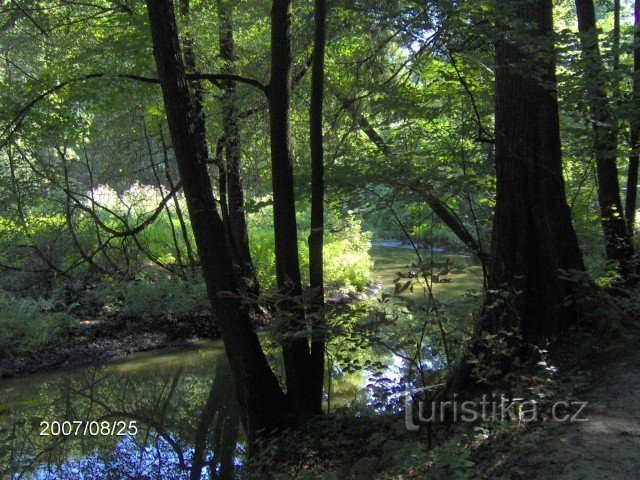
[308,0,327,414]
[446,0,587,396]
[626,0,640,237]
[144,0,287,445]
[179,0,208,163]
[487,0,585,342]
[269,0,317,416]
[575,0,635,278]
[216,0,259,292]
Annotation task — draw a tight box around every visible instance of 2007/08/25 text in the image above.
[39,420,138,436]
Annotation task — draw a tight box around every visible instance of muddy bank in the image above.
[0,316,210,379]
[1,284,381,380]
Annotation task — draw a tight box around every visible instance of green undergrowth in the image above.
[0,291,77,358]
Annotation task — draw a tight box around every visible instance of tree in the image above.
[216,0,259,292]
[626,0,640,237]
[575,0,635,279]
[488,0,585,340]
[268,0,319,417]
[308,0,327,415]
[448,0,587,394]
[144,0,288,444]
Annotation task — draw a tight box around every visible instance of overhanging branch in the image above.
[1,71,268,149]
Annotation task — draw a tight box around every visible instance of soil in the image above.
[476,351,640,479]
[0,285,376,380]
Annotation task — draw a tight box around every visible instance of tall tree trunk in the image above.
[575,0,635,278]
[144,0,287,445]
[626,0,640,237]
[614,0,621,71]
[308,0,327,413]
[179,0,208,163]
[447,0,586,395]
[269,0,317,416]
[216,0,259,293]
[488,0,585,341]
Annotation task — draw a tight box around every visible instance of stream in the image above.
[0,247,482,479]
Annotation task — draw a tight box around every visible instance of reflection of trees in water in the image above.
[0,350,243,479]
[190,361,240,480]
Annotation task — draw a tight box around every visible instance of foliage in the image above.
[86,276,210,323]
[248,201,373,293]
[0,291,76,357]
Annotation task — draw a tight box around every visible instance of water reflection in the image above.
[0,247,480,479]
[0,343,244,480]
[371,246,482,302]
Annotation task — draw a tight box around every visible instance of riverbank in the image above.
[0,316,206,379]
[0,282,384,380]
[0,244,477,381]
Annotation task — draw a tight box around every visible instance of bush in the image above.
[0,292,76,357]
[86,277,210,322]
[1,185,373,315]
[248,201,374,293]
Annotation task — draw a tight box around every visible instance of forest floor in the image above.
[475,347,640,479]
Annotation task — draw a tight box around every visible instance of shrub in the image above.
[248,201,374,293]
[86,277,210,322]
[0,292,76,357]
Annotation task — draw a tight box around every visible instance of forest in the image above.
[0,0,639,478]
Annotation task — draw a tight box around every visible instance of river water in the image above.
[0,247,482,479]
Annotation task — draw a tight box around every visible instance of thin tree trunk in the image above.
[216,0,259,293]
[575,0,635,278]
[179,0,208,163]
[269,0,317,417]
[338,95,486,262]
[159,126,197,271]
[308,0,327,413]
[626,0,640,237]
[144,118,186,277]
[145,0,287,445]
[614,0,621,71]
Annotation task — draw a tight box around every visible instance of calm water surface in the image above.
[0,247,482,479]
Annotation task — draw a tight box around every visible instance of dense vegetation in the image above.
[1,0,639,478]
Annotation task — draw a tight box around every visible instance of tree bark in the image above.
[144,0,287,445]
[487,0,586,342]
[216,0,259,292]
[575,0,635,278]
[308,0,327,414]
[269,0,317,416]
[626,0,640,237]
[179,0,208,163]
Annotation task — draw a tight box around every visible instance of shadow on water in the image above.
[0,247,482,479]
